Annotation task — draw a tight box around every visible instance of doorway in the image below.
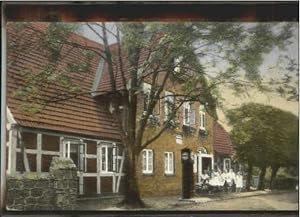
[197,152,213,183]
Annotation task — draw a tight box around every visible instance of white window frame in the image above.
[62,139,87,172]
[164,91,175,121]
[100,143,117,173]
[199,104,206,130]
[142,82,152,112]
[183,102,191,126]
[164,152,174,175]
[142,149,153,174]
[193,153,198,173]
[223,158,231,172]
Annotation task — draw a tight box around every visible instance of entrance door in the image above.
[197,152,214,182]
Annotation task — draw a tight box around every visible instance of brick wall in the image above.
[6,157,78,211]
[136,112,214,197]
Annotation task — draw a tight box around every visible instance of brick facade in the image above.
[136,98,215,197]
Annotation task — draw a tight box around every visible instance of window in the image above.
[142,149,153,174]
[199,104,206,130]
[223,158,231,172]
[183,102,195,126]
[63,140,86,172]
[183,102,191,125]
[164,152,174,175]
[142,82,152,112]
[101,144,118,173]
[164,91,175,121]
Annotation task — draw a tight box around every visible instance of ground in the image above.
[76,190,298,211]
[180,191,298,210]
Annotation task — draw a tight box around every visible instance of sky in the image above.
[79,22,299,129]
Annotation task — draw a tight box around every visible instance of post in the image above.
[8,124,18,174]
[50,157,78,210]
[67,141,70,158]
[37,133,42,172]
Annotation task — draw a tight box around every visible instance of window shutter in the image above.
[150,150,154,173]
[199,104,206,129]
[142,150,147,172]
[112,146,117,172]
[183,102,191,125]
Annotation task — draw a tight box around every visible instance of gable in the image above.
[213,121,233,155]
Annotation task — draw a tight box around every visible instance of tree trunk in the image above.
[269,165,279,190]
[120,147,145,208]
[246,162,253,191]
[257,165,267,190]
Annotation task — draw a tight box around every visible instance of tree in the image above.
[227,103,298,190]
[7,22,297,206]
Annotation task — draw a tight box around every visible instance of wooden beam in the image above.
[82,173,125,177]
[116,150,125,193]
[79,172,84,195]
[7,125,17,174]
[59,137,64,157]
[15,148,60,156]
[112,175,116,193]
[97,142,101,194]
[85,154,97,159]
[18,131,30,172]
[36,133,42,172]
[21,127,121,145]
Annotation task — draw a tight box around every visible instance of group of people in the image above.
[199,168,243,193]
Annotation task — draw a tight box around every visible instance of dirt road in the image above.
[179,191,298,210]
[76,191,298,211]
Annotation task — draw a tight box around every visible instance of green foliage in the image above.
[40,23,77,63]
[67,50,94,73]
[227,103,298,169]
[269,177,298,190]
[10,23,94,114]
[10,22,297,116]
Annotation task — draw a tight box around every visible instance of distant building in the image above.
[213,121,234,172]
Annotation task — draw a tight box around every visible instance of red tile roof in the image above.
[6,22,121,141]
[96,32,165,94]
[213,121,233,155]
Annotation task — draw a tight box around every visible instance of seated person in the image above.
[201,170,210,183]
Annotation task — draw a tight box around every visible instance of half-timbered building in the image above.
[6,23,234,197]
